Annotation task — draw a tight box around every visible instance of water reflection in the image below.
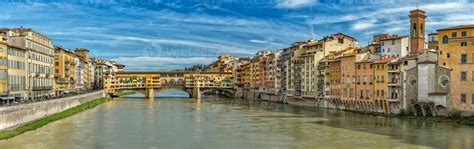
[0,95,472,149]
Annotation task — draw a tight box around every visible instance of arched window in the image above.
[442,35,448,44]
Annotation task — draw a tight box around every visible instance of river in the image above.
[0,93,473,149]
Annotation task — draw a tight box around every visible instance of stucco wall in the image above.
[0,90,105,130]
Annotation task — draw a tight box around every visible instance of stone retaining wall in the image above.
[0,90,105,130]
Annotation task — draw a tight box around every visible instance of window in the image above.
[392,40,395,45]
[350,89,353,97]
[452,32,457,38]
[376,90,380,96]
[442,36,448,44]
[447,53,450,58]
[366,90,370,98]
[461,54,468,64]
[381,90,385,96]
[461,42,467,47]
[360,90,364,98]
[472,93,474,105]
[472,71,474,81]
[461,94,466,104]
[439,51,442,55]
[461,71,467,81]
[462,31,467,37]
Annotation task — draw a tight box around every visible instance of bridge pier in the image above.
[193,82,201,100]
[145,88,154,100]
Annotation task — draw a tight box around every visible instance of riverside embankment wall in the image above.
[0,90,105,130]
[236,89,348,111]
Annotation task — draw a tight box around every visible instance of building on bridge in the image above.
[105,71,233,99]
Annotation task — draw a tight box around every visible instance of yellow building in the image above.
[185,73,233,88]
[209,54,237,72]
[373,58,392,113]
[437,25,474,113]
[0,35,8,97]
[54,46,77,95]
[239,63,251,88]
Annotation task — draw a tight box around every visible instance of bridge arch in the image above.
[200,88,235,97]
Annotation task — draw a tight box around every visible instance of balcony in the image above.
[387,98,400,102]
[32,86,53,91]
[388,80,400,86]
[387,69,400,73]
[57,79,69,84]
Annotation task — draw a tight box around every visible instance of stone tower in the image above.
[75,48,90,61]
[409,9,426,53]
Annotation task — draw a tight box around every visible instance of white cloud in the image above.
[250,39,269,43]
[276,0,314,9]
[352,19,377,31]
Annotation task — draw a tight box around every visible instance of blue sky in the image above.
[1,0,473,70]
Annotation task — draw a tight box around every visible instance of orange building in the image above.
[340,54,356,102]
[355,60,374,102]
[437,25,474,114]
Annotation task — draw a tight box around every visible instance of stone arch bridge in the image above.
[106,71,235,99]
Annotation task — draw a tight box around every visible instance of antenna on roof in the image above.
[416,0,420,10]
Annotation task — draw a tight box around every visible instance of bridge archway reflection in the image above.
[155,89,191,98]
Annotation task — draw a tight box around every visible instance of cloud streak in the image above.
[0,0,472,70]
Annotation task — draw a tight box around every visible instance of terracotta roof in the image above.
[8,27,51,40]
[380,35,408,41]
[75,48,90,52]
[303,41,323,47]
[437,24,474,31]
[427,32,438,35]
[373,58,393,64]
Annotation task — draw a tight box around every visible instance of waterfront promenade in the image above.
[0,90,105,130]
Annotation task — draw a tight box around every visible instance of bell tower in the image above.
[409,9,426,53]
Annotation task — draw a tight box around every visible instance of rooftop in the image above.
[437,24,474,31]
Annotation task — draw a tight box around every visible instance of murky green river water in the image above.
[1,94,473,149]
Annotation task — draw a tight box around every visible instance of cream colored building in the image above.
[4,28,54,100]
[75,48,92,90]
[300,33,359,98]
